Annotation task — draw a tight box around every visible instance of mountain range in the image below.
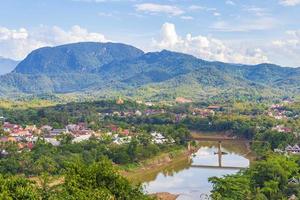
[0,42,299,101]
[0,57,19,75]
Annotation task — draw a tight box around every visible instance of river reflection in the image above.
[143,141,250,200]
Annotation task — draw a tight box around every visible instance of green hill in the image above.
[0,42,299,101]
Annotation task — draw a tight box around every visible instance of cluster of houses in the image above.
[192,108,215,118]
[271,125,300,139]
[0,122,95,150]
[272,125,293,133]
[105,125,174,145]
[268,104,290,120]
[267,98,298,120]
[99,109,166,119]
[0,118,177,153]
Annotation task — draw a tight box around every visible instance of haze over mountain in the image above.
[0,57,19,75]
[0,42,299,100]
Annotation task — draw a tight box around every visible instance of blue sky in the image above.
[0,0,300,67]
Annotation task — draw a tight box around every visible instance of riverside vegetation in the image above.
[0,99,300,199]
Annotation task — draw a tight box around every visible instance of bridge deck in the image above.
[190,165,247,170]
[190,136,248,141]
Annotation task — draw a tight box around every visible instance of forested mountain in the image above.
[0,42,299,100]
[14,42,144,74]
[0,57,19,75]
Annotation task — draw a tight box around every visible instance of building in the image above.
[285,145,300,154]
[175,97,193,104]
[272,125,292,133]
[151,132,168,144]
[72,134,92,143]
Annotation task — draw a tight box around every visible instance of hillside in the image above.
[0,42,299,101]
[14,42,144,74]
[0,57,19,75]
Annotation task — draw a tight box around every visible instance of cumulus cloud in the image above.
[153,23,268,65]
[279,0,300,6]
[135,3,184,16]
[0,25,108,60]
[271,30,300,66]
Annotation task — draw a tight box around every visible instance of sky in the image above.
[0,0,300,67]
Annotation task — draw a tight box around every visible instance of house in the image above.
[44,138,60,146]
[175,97,193,104]
[10,129,31,137]
[272,125,292,133]
[288,194,297,200]
[113,136,132,145]
[108,124,118,132]
[135,110,142,116]
[120,129,130,136]
[151,132,168,144]
[207,105,222,111]
[285,145,300,154]
[40,125,53,134]
[288,177,300,185]
[49,129,66,136]
[3,122,21,133]
[25,125,38,133]
[145,102,154,107]
[116,98,124,105]
[0,137,17,143]
[192,108,214,117]
[72,134,92,143]
[66,123,93,136]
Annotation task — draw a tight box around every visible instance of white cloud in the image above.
[211,17,277,32]
[243,6,269,16]
[0,25,108,60]
[273,30,300,48]
[152,23,268,65]
[180,16,194,20]
[135,3,184,16]
[226,0,236,5]
[279,0,300,6]
[188,5,216,11]
[271,30,300,66]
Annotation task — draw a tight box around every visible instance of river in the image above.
[143,141,251,200]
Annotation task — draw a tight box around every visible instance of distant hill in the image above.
[14,42,144,74]
[0,42,299,101]
[0,57,19,75]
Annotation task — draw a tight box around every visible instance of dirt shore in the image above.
[152,192,179,200]
[122,148,195,184]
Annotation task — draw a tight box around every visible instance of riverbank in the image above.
[121,148,195,200]
[121,147,195,184]
[151,192,179,200]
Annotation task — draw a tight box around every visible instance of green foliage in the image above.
[210,155,300,200]
[56,158,151,200]
[209,173,252,200]
[0,158,152,200]
[0,175,40,200]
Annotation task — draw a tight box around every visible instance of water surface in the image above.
[143,141,250,199]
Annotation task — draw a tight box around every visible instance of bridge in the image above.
[188,137,249,170]
[190,165,247,170]
[190,136,245,142]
